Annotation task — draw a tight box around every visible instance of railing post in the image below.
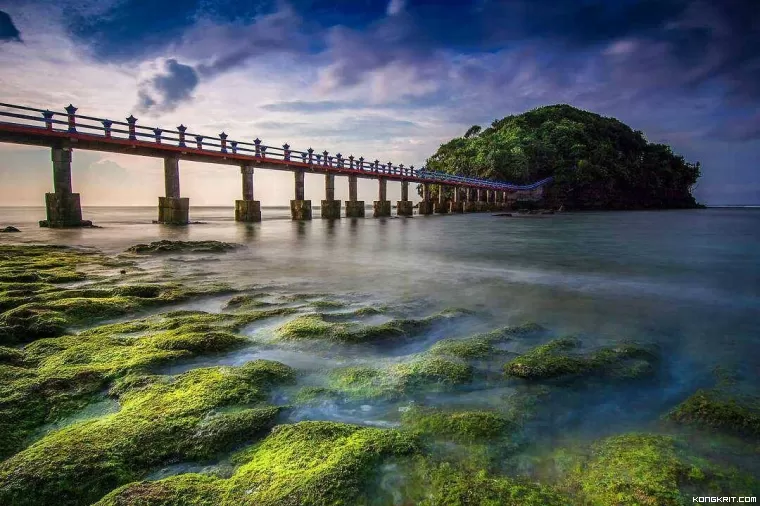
[323,151,329,166]
[177,125,186,147]
[42,110,54,130]
[410,165,414,177]
[260,145,268,158]
[153,128,162,143]
[102,120,112,138]
[65,104,77,133]
[348,155,354,169]
[374,160,380,173]
[230,141,238,154]
[254,138,261,157]
[358,157,365,170]
[336,153,343,168]
[307,148,314,164]
[127,115,137,140]
[283,143,291,161]
[195,135,203,150]
[219,132,228,153]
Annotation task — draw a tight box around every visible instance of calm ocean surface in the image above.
[1,206,759,471]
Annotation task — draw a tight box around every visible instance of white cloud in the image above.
[386,0,405,16]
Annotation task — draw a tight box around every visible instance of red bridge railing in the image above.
[0,102,552,191]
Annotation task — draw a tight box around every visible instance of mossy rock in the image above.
[402,406,515,444]
[666,389,760,439]
[329,356,473,401]
[275,310,462,344]
[125,240,241,254]
[400,459,570,506]
[97,421,419,506]
[0,311,264,460]
[0,360,294,506]
[504,337,658,381]
[568,433,760,505]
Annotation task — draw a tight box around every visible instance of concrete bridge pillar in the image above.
[373,177,391,217]
[345,174,364,217]
[235,164,261,222]
[291,169,312,220]
[158,156,189,225]
[41,146,86,228]
[450,186,464,213]
[435,184,449,214]
[397,180,413,216]
[321,173,341,219]
[419,182,433,215]
[463,187,477,213]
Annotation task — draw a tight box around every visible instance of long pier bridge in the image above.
[0,103,553,227]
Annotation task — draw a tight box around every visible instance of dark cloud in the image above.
[0,10,22,42]
[710,112,760,142]
[137,59,200,113]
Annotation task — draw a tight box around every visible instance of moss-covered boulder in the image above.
[568,433,760,505]
[666,389,760,439]
[0,360,295,506]
[275,312,438,344]
[329,356,473,401]
[96,421,419,506]
[401,407,515,444]
[126,240,240,254]
[0,310,281,460]
[504,337,658,381]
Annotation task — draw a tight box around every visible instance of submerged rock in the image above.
[568,433,760,505]
[125,240,240,254]
[503,337,659,381]
[0,360,295,506]
[0,226,20,233]
[666,389,760,439]
[0,310,274,460]
[96,421,419,506]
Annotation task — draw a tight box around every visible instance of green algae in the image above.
[0,360,295,506]
[310,299,346,309]
[666,389,760,439]
[0,310,281,460]
[401,407,515,444]
[503,337,659,381]
[566,433,760,506]
[96,421,419,506]
[274,309,463,344]
[125,240,241,254]
[329,356,473,401]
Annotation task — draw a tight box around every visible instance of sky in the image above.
[0,0,758,206]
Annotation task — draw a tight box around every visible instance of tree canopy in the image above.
[426,104,701,209]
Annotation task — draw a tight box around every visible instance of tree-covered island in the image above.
[425,104,702,210]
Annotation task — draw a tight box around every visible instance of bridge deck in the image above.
[0,103,553,191]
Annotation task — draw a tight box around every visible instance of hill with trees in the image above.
[425,105,702,210]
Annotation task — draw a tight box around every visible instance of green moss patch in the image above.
[329,356,473,401]
[275,309,464,344]
[402,407,515,444]
[125,240,241,254]
[568,433,760,506]
[666,389,760,439]
[0,360,295,506]
[96,421,418,506]
[504,337,658,381]
[0,310,277,460]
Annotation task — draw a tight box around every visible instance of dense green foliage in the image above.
[426,104,701,209]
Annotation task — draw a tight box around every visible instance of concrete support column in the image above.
[291,169,312,220]
[321,173,341,219]
[419,183,433,215]
[41,146,87,228]
[435,184,449,214]
[157,156,189,225]
[373,177,391,217]
[449,186,463,213]
[397,180,412,216]
[345,174,364,217]
[235,164,261,222]
[463,187,478,213]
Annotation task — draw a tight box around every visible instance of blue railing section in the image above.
[0,102,554,191]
